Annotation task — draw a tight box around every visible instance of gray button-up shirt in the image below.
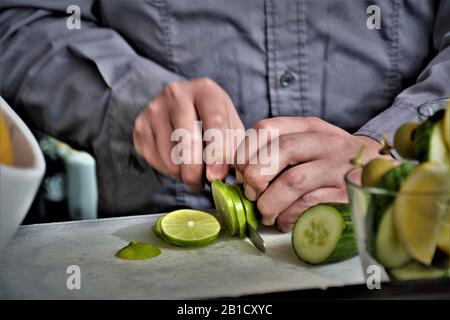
[1,0,449,217]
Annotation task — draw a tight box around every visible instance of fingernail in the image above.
[207,164,225,181]
[262,218,274,226]
[236,170,243,184]
[245,185,257,201]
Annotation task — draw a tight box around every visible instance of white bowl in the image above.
[0,96,45,253]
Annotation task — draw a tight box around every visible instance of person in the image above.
[1,0,449,231]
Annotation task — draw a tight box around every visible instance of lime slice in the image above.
[228,185,246,239]
[394,162,450,265]
[212,180,238,235]
[116,241,161,260]
[152,216,171,243]
[235,185,259,229]
[160,209,221,247]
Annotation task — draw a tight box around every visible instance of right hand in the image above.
[133,78,244,192]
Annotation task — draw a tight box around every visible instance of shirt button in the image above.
[279,71,295,88]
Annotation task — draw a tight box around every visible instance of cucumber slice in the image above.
[375,206,410,268]
[415,109,449,166]
[212,180,238,235]
[365,163,416,255]
[227,184,246,239]
[389,262,449,281]
[235,185,260,230]
[292,204,357,265]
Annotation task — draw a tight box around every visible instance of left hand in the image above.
[234,116,389,232]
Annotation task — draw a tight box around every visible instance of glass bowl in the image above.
[345,167,449,283]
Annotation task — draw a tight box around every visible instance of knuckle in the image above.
[304,116,325,129]
[335,186,349,201]
[281,170,307,193]
[254,119,272,131]
[207,113,227,129]
[147,101,161,117]
[244,166,263,189]
[198,77,216,89]
[300,191,319,208]
[257,199,273,219]
[164,82,184,100]
[133,115,146,134]
[278,135,297,154]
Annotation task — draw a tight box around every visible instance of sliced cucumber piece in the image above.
[212,180,238,235]
[227,184,246,239]
[375,206,410,268]
[415,109,449,166]
[292,204,357,265]
[365,163,416,255]
[389,262,449,281]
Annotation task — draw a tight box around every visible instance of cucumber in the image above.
[212,180,238,235]
[292,204,357,265]
[414,109,449,166]
[374,205,410,268]
[389,262,449,281]
[365,163,416,256]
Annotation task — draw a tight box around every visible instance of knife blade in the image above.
[246,223,266,252]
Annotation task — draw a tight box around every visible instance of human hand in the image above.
[133,78,244,192]
[235,117,388,232]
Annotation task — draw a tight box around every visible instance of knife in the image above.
[246,223,266,252]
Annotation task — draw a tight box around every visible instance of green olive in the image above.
[361,158,396,187]
[393,122,419,159]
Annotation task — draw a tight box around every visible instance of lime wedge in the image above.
[212,180,238,235]
[160,209,221,247]
[116,241,161,260]
[394,162,450,265]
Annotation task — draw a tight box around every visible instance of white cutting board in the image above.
[0,214,365,299]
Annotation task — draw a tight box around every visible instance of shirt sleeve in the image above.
[355,0,450,144]
[0,1,185,213]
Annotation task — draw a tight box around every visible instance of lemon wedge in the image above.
[394,162,450,265]
[0,111,14,166]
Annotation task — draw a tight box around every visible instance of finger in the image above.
[276,187,348,232]
[256,160,337,225]
[165,82,204,192]
[149,97,180,180]
[243,131,329,200]
[235,116,343,176]
[192,78,232,181]
[225,97,245,158]
[133,110,168,175]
